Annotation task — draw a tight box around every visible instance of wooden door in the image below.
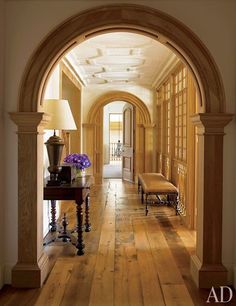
[122,104,134,182]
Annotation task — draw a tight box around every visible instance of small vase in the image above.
[75,168,85,180]
[75,169,82,179]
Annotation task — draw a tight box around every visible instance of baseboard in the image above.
[12,253,49,288]
[0,262,14,288]
[4,262,14,285]
[234,265,236,290]
[0,263,3,289]
[222,262,234,288]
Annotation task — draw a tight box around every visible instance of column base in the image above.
[12,252,49,288]
[94,175,102,185]
[191,255,228,288]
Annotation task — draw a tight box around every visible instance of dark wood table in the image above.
[44,175,93,255]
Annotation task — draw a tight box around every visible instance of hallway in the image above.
[103,163,122,178]
[2,179,234,305]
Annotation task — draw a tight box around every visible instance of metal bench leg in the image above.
[145,194,148,215]
[175,194,179,215]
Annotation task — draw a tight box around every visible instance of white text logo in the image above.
[206,286,233,303]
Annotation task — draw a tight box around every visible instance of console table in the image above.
[44,175,93,255]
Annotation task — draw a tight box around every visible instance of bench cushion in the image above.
[138,173,178,193]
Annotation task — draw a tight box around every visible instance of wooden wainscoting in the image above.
[162,154,171,181]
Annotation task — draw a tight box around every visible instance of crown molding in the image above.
[62,58,85,87]
[152,54,180,89]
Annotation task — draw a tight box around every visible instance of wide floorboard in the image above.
[0,179,235,305]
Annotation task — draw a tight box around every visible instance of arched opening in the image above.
[103,104,124,179]
[85,91,152,183]
[10,4,233,289]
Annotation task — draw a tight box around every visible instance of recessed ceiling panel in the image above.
[90,56,145,66]
[65,31,176,87]
[106,48,132,56]
[95,71,139,80]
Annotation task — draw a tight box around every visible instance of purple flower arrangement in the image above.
[64,153,91,170]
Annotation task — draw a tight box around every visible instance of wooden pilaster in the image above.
[9,112,50,288]
[143,124,155,173]
[191,113,233,288]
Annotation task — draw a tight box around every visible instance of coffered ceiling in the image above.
[65,32,176,88]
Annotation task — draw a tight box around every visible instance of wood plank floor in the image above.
[0,179,235,306]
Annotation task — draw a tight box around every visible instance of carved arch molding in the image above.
[84,91,153,183]
[11,4,233,289]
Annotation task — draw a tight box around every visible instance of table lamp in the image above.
[44,99,77,186]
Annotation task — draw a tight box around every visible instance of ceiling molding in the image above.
[62,58,85,87]
[152,54,180,88]
[65,32,174,88]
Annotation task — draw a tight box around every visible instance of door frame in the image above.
[84,91,152,184]
[122,103,135,182]
[10,4,233,288]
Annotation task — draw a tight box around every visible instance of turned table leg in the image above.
[76,202,85,255]
[85,195,91,232]
[58,213,71,242]
[50,200,57,232]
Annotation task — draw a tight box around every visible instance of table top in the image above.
[44,175,94,189]
[44,175,94,202]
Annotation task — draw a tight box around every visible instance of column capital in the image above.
[143,123,156,129]
[9,112,51,133]
[191,113,233,134]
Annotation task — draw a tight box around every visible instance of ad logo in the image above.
[206,286,233,303]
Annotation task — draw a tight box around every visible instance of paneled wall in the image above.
[156,63,196,228]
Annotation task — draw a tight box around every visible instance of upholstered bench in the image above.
[138,173,179,215]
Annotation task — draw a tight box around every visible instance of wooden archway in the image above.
[87,91,151,124]
[10,4,233,288]
[84,91,153,183]
[18,5,225,113]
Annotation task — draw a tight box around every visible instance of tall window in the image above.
[174,66,187,161]
[156,90,162,152]
[163,80,171,155]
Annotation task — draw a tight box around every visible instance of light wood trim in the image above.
[85,91,152,183]
[12,4,234,289]
[61,58,84,88]
[143,124,155,173]
[190,113,233,288]
[17,4,225,113]
[9,112,50,288]
[191,113,233,133]
[59,69,82,153]
[87,91,151,124]
[186,75,196,229]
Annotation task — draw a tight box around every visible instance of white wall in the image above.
[43,65,60,101]
[3,0,236,286]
